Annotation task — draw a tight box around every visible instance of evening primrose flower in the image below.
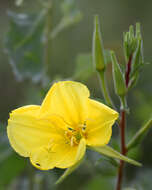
[7,81,118,170]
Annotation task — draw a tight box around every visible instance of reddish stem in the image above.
[125,54,133,87]
[116,110,126,190]
[116,54,133,190]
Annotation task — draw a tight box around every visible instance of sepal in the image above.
[90,145,142,167]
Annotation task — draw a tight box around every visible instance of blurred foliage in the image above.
[5,11,45,83]
[0,0,152,189]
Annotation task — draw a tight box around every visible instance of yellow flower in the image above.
[7,81,118,170]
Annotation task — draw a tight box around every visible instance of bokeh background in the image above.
[0,0,152,189]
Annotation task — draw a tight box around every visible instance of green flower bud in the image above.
[111,51,127,97]
[123,23,143,63]
[92,15,106,72]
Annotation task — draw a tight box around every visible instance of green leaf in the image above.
[55,159,83,185]
[91,145,142,166]
[111,51,127,97]
[5,10,46,83]
[73,53,95,81]
[92,15,106,72]
[127,118,152,151]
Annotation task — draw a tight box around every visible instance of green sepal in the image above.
[55,158,83,185]
[127,118,152,151]
[111,51,127,97]
[131,39,143,77]
[90,145,142,167]
[92,15,106,72]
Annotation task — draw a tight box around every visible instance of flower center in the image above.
[65,122,87,146]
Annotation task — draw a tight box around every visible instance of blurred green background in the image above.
[0,0,152,189]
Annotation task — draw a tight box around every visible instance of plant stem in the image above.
[98,71,115,108]
[116,54,132,190]
[116,109,126,190]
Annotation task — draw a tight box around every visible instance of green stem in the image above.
[116,102,126,190]
[98,70,115,108]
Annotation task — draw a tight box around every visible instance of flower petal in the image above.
[40,81,90,125]
[7,105,64,157]
[86,121,114,146]
[85,99,118,146]
[30,138,86,170]
[87,99,118,126]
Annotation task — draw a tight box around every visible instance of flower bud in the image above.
[92,15,106,72]
[111,51,127,97]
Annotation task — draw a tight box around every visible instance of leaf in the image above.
[91,145,142,166]
[127,118,152,151]
[55,159,83,185]
[73,53,95,81]
[5,10,46,83]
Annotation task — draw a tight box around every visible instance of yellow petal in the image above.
[86,99,118,146]
[30,146,56,170]
[55,138,86,169]
[86,121,114,146]
[7,105,64,157]
[40,81,90,125]
[87,99,118,126]
[30,138,86,170]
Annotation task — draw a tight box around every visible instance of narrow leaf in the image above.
[127,118,152,151]
[91,145,142,166]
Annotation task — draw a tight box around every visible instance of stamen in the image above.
[70,136,74,146]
